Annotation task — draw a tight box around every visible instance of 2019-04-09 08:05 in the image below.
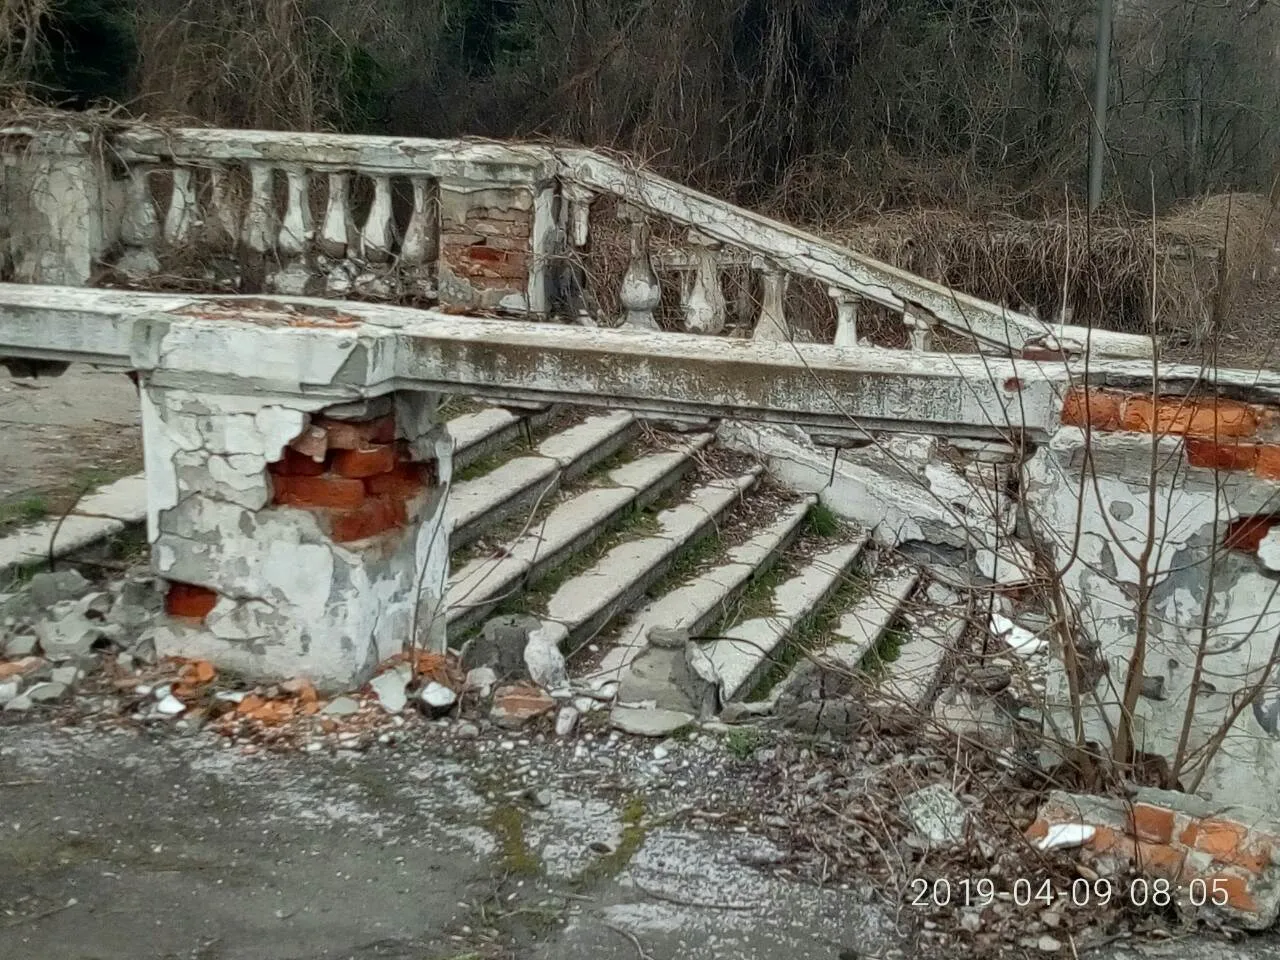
[909,876,1233,909]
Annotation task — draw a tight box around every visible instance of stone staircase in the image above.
[443,400,961,727]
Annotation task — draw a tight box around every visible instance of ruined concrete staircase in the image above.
[443,401,955,718]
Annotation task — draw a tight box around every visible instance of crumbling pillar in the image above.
[140,385,452,689]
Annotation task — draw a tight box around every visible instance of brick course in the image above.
[1028,789,1280,928]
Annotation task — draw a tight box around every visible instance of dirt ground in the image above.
[0,365,142,533]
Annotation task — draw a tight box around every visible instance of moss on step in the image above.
[0,494,49,531]
[742,570,868,702]
[806,501,843,539]
[860,617,910,675]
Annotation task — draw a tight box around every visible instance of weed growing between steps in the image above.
[860,617,909,675]
[0,494,49,532]
[743,571,869,702]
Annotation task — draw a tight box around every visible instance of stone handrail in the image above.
[1,121,1153,359]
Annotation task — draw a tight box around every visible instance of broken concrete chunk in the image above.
[465,666,498,699]
[464,614,540,679]
[610,705,696,737]
[321,695,360,717]
[25,681,67,703]
[990,613,1045,656]
[618,633,718,717]
[154,694,186,716]
[4,693,32,712]
[647,626,690,649]
[0,678,21,705]
[1036,823,1095,852]
[902,783,968,844]
[27,570,92,610]
[369,666,411,714]
[419,681,457,716]
[975,541,1035,586]
[555,704,580,737]
[3,634,38,658]
[50,665,82,686]
[490,684,555,729]
[524,623,569,693]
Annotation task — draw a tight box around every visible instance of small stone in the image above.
[901,783,968,844]
[555,705,579,737]
[610,705,695,737]
[1037,936,1063,953]
[960,912,982,933]
[0,678,21,705]
[525,623,569,692]
[321,696,360,717]
[465,666,498,699]
[3,634,38,658]
[50,665,82,686]
[652,743,670,760]
[370,666,410,714]
[490,684,556,729]
[25,681,68,703]
[572,696,597,714]
[647,626,690,649]
[4,693,32,712]
[454,721,480,739]
[27,570,91,609]
[419,681,457,717]
[155,694,186,716]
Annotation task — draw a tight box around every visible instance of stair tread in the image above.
[585,497,814,685]
[821,571,920,670]
[544,469,761,632]
[708,535,868,702]
[448,407,521,453]
[446,439,708,625]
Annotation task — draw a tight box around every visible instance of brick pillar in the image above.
[140,386,451,690]
[436,177,555,315]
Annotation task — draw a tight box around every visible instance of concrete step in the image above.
[874,609,961,714]
[544,467,762,649]
[447,411,636,550]
[584,497,814,688]
[706,535,869,703]
[816,570,920,673]
[446,435,711,636]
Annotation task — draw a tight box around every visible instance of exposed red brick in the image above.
[1122,396,1259,439]
[289,425,328,460]
[1225,516,1280,552]
[329,496,407,543]
[490,683,556,729]
[272,474,366,509]
[1180,819,1270,873]
[1185,438,1259,472]
[315,415,396,450]
[1256,446,1280,480]
[465,244,505,262]
[1061,387,1121,431]
[330,444,397,479]
[1134,840,1188,879]
[1022,347,1071,362]
[365,462,429,499]
[268,447,327,477]
[1025,819,1050,841]
[165,582,218,620]
[1212,873,1259,912]
[1131,803,1176,844]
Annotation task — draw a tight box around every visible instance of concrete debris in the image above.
[369,666,411,714]
[901,783,968,844]
[555,704,580,737]
[34,593,110,660]
[932,688,1015,746]
[3,693,31,712]
[0,678,21,704]
[524,621,569,693]
[465,666,498,699]
[464,614,540,679]
[490,683,555,729]
[50,665,83,686]
[975,541,1034,586]
[25,680,67,703]
[26,569,92,610]
[418,681,457,716]
[1035,823,1096,852]
[3,634,37,657]
[321,696,360,717]
[0,655,46,680]
[924,580,960,606]
[990,613,1045,656]
[617,627,718,718]
[154,693,186,716]
[610,705,695,737]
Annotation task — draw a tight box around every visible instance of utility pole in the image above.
[1087,0,1116,213]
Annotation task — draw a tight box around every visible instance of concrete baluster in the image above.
[277,166,313,257]
[361,174,395,262]
[682,229,726,335]
[242,162,278,254]
[319,172,355,259]
[829,287,862,347]
[903,304,935,353]
[619,209,661,330]
[208,167,241,243]
[163,165,197,246]
[752,258,790,341]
